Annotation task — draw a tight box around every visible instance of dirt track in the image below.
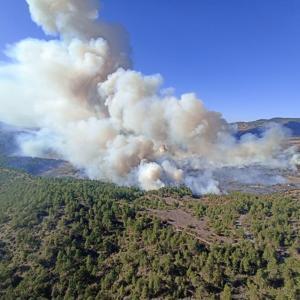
[148,208,233,245]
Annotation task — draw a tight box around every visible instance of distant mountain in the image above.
[0,123,74,176]
[0,118,299,176]
[234,118,300,137]
[0,122,22,155]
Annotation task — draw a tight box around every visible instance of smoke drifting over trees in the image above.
[0,0,298,194]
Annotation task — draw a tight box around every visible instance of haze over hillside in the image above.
[0,0,299,195]
[0,117,299,195]
[0,1,299,299]
[235,118,300,138]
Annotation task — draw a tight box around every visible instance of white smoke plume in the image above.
[0,0,297,194]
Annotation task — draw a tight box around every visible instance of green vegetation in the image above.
[0,167,299,299]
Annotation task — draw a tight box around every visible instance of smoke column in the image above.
[0,0,297,194]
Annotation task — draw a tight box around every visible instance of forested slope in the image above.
[0,168,300,299]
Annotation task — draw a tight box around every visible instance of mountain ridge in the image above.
[233,117,300,136]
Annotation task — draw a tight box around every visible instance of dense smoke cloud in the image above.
[0,0,297,194]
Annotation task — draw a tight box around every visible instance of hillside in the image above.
[0,124,77,177]
[234,118,300,137]
[0,168,299,299]
[0,120,299,196]
[1,118,299,180]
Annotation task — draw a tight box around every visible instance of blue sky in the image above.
[0,0,299,121]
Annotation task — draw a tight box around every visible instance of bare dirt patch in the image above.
[148,208,233,245]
